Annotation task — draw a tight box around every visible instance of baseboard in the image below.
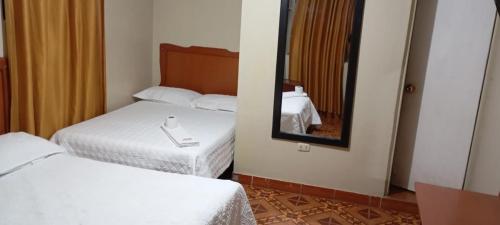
[233,173,419,214]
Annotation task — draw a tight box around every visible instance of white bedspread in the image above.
[281,96,322,134]
[0,133,255,225]
[51,101,235,178]
[0,133,63,175]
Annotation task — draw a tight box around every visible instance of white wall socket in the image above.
[298,143,311,152]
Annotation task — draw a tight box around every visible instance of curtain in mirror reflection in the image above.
[5,0,106,138]
[289,0,355,117]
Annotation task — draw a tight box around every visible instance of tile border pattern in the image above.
[233,174,419,214]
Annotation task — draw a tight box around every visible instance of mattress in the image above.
[51,101,235,178]
[0,133,256,225]
[281,96,322,134]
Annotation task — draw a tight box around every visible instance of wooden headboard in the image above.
[0,57,9,135]
[159,43,239,96]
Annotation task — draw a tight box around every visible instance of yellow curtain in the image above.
[289,0,355,116]
[5,0,106,138]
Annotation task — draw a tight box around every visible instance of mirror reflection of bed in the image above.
[279,0,355,140]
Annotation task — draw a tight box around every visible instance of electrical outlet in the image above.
[298,143,311,152]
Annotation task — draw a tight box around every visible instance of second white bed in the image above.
[51,101,234,178]
[0,132,255,225]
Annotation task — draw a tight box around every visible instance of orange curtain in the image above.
[289,0,355,116]
[5,0,106,138]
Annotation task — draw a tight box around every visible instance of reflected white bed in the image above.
[51,101,235,178]
[0,132,256,225]
[281,93,322,134]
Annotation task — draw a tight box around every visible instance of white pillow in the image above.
[192,94,237,112]
[0,132,64,175]
[133,86,202,107]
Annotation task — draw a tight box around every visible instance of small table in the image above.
[415,182,500,225]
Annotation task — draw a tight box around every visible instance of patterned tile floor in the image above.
[244,185,421,225]
[309,114,342,139]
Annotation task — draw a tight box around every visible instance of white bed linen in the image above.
[0,133,255,225]
[0,132,63,175]
[51,101,234,178]
[281,96,322,134]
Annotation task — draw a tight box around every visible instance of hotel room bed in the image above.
[51,100,234,178]
[281,94,322,134]
[51,43,241,178]
[0,132,256,225]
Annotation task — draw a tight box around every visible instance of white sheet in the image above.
[51,101,234,178]
[0,132,64,176]
[0,133,256,225]
[281,96,322,134]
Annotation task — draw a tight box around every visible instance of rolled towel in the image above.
[160,122,200,148]
[283,91,307,99]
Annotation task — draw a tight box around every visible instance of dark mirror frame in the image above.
[496,0,500,14]
[272,0,366,148]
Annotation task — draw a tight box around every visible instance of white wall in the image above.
[394,0,497,190]
[465,16,500,196]
[235,0,415,196]
[105,0,154,111]
[151,0,242,85]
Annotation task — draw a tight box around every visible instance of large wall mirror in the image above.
[272,0,365,147]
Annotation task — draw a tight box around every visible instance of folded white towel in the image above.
[283,91,308,99]
[160,123,200,148]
